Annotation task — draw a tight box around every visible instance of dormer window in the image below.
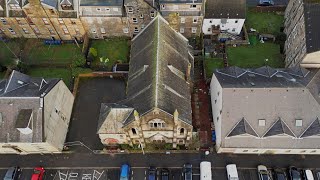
[190,4,196,9]
[149,119,166,128]
[128,7,133,13]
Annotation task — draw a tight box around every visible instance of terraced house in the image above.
[97,15,194,148]
[0,0,204,39]
[0,71,74,154]
[211,66,320,154]
[284,0,320,68]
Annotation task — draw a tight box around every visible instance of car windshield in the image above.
[262,174,269,180]
[34,169,42,174]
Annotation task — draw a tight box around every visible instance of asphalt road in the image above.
[1,152,320,179]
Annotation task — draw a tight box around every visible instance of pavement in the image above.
[67,77,126,151]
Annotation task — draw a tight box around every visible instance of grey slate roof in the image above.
[212,66,320,149]
[123,15,193,124]
[263,118,295,137]
[41,0,58,8]
[214,66,315,88]
[80,0,123,6]
[303,1,320,53]
[97,103,134,134]
[300,118,320,138]
[0,70,61,143]
[0,70,59,97]
[227,118,258,137]
[205,0,246,19]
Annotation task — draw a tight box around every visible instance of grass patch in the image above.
[90,38,129,70]
[27,68,72,87]
[0,71,6,79]
[246,9,284,34]
[204,57,224,78]
[23,39,84,65]
[227,43,284,68]
[0,39,26,67]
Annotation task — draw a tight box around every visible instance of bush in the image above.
[119,144,131,150]
[89,47,98,57]
[164,143,172,150]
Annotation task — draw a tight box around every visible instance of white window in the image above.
[181,17,185,23]
[258,119,266,126]
[161,4,165,9]
[134,27,139,33]
[209,20,212,23]
[62,27,69,34]
[113,8,118,11]
[105,8,110,11]
[191,27,197,33]
[295,119,303,127]
[42,18,49,25]
[123,28,129,33]
[22,27,29,34]
[193,17,198,23]
[58,18,64,24]
[91,29,96,33]
[141,24,145,29]
[128,7,133,13]
[149,119,166,128]
[100,28,106,34]
[150,11,155,18]
[140,14,144,19]
[180,27,184,33]
[8,28,15,34]
[0,18,6,24]
[96,8,101,11]
[235,20,238,23]
[190,4,196,9]
[132,18,138,23]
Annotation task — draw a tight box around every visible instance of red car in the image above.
[31,167,45,180]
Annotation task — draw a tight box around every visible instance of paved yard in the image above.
[67,77,126,151]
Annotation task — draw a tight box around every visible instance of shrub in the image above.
[89,47,98,57]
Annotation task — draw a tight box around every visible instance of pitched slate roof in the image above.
[123,15,193,125]
[80,0,123,6]
[216,66,247,78]
[0,70,59,97]
[300,118,320,138]
[41,0,58,8]
[285,66,310,77]
[97,103,134,134]
[227,118,258,137]
[303,1,320,53]
[205,0,246,19]
[250,66,278,78]
[263,118,295,137]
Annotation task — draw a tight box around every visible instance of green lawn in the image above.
[227,43,284,68]
[23,39,84,65]
[0,39,25,67]
[204,57,224,78]
[27,68,72,87]
[0,71,6,79]
[246,9,284,34]
[90,38,130,70]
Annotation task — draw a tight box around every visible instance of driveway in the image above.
[66,77,126,151]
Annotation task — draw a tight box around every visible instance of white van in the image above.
[200,161,212,180]
[226,164,239,180]
[303,169,314,180]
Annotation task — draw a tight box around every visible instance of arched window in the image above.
[180,128,185,135]
[148,119,166,128]
[132,128,137,135]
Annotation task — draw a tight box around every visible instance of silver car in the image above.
[4,167,21,180]
[258,165,271,180]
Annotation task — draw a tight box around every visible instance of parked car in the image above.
[160,168,169,180]
[148,166,157,180]
[288,166,302,180]
[31,167,45,180]
[120,164,131,180]
[226,164,239,180]
[301,169,314,180]
[258,0,275,6]
[273,168,287,180]
[183,163,192,180]
[3,167,21,180]
[258,165,271,180]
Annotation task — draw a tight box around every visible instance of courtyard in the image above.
[66,77,127,151]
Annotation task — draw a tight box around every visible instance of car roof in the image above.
[226,164,238,177]
[305,170,314,179]
[120,164,129,177]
